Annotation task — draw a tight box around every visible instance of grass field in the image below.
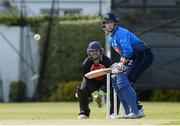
[0,102,180,125]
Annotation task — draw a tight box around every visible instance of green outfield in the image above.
[0,102,180,125]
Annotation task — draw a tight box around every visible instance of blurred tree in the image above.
[0,0,18,15]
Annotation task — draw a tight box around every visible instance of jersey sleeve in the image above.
[82,58,90,75]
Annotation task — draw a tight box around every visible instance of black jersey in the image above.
[82,54,112,81]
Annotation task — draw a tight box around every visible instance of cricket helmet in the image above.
[102,12,119,28]
[87,41,104,53]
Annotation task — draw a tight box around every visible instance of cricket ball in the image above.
[34,34,41,40]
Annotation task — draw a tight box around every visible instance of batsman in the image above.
[77,41,120,119]
[102,12,154,118]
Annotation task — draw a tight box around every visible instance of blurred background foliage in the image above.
[1,14,179,102]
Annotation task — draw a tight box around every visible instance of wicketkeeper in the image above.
[77,41,120,119]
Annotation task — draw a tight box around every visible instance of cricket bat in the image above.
[85,68,112,79]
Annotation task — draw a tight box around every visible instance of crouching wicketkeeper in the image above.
[77,41,119,119]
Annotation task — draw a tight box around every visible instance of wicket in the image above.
[106,73,118,119]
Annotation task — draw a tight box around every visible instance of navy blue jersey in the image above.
[108,26,148,59]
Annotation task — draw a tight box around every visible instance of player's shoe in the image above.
[110,113,118,119]
[78,114,89,119]
[138,108,145,118]
[118,113,140,119]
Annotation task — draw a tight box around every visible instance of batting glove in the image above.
[111,62,126,74]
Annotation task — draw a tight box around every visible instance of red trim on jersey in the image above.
[90,64,106,81]
[115,47,121,54]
